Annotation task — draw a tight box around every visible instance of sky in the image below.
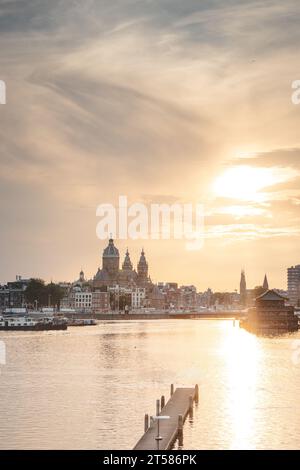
[0,0,300,291]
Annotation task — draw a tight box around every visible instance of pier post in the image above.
[195,384,199,404]
[178,414,183,447]
[144,414,149,433]
[161,395,165,411]
[170,384,174,396]
[156,399,160,417]
[189,395,193,419]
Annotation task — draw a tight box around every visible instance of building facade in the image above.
[74,292,92,311]
[288,265,300,306]
[241,289,298,333]
[92,291,110,313]
[131,288,146,309]
[0,276,31,308]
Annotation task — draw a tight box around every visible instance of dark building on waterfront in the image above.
[240,289,299,334]
[0,276,31,308]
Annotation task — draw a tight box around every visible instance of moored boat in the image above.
[67,318,97,327]
[0,315,68,331]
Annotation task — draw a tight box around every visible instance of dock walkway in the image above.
[134,385,198,450]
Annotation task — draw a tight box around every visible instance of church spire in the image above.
[263,274,269,290]
[122,248,133,271]
[240,269,247,306]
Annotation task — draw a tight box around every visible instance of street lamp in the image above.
[150,415,170,450]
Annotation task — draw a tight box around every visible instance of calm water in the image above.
[0,320,299,450]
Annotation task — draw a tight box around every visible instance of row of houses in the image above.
[61,285,146,313]
[61,281,199,313]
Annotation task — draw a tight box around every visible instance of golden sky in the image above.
[1,0,300,291]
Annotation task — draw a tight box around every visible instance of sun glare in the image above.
[213,165,294,202]
[220,323,260,449]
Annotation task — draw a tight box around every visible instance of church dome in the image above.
[103,238,119,258]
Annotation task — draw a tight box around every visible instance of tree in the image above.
[253,286,266,299]
[25,279,47,307]
[46,282,64,308]
[25,279,64,308]
[212,292,232,306]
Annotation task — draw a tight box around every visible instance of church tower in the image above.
[122,249,133,271]
[137,249,148,285]
[79,269,85,283]
[263,274,269,291]
[240,269,247,306]
[102,238,120,278]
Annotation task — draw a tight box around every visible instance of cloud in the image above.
[1,0,300,288]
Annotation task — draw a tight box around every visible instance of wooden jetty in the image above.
[134,384,199,450]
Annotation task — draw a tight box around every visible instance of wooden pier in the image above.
[134,384,198,450]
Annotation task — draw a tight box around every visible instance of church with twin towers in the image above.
[93,238,151,289]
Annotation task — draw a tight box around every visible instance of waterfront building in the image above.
[198,288,213,308]
[131,287,146,309]
[164,283,180,309]
[179,285,197,309]
[147,285,165,309]
[152,283,197,310]
[287,265,300,306]
[240,289,299,333]
[0,276,31,308]
[74,292,92,311]
[92,291,110,313]
[108,285,132,311]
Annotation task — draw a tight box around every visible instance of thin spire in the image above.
[263,274,269,290]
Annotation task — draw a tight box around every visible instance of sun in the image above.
[213,165,283,202]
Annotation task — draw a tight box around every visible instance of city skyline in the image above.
[0,236,291,294]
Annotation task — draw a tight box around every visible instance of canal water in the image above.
[0,320,299,449]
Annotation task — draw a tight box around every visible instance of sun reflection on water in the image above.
[220,323,260,449]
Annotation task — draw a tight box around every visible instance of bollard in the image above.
[195,384,199,404]
[189,395,193,419]
[144,414,149,433]
[161,395,165,411]
[189,395,193,413]
[170,384,174,396]
[156,399,160,417]
[178,414,183,447]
